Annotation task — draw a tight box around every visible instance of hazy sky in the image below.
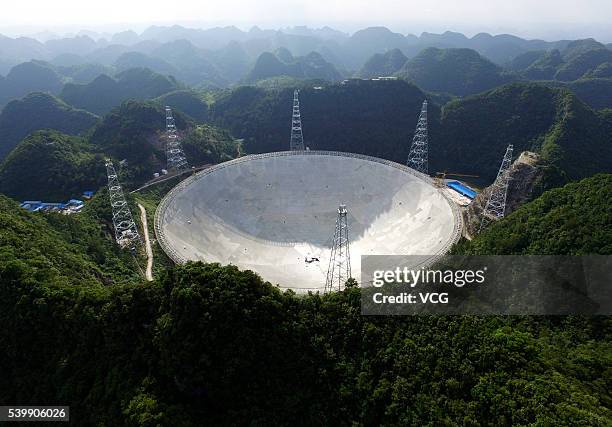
[1,0,611,41]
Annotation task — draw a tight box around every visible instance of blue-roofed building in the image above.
[82,191,94,199]
[20,201,43,212]
[447,181,477,200]
[20,197,86,214]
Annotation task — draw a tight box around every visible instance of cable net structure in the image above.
[165,106,189,170]
[105,160,141,248]
[289,89,305,151]
[479,144,514,232]
[325,204,351,293]
[406,99,429,174]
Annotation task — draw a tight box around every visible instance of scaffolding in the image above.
[406,100,429,174]
[479,144,514,232]
[325,204,351,293]
[105,160,141,248]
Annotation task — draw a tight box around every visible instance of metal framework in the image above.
[325,204,351,293]
[479,144,514,232]
[406,100,429,174]
[290,89,305,150]
[165,106,189,170]
[105,160,141,248]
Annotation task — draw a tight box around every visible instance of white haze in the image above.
[1,0,611,42]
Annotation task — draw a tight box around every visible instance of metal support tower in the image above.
[290,89,305,150]
[105,160,141,248]
[165,106,189,170]
[325,204,351,293]
[406,100,429,174]
[479,144,514,232]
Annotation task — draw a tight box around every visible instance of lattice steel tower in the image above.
[165,106,189,170]
[290,89,305,150]
[406,100,429,174]
[479,144,514,232]
[325,204,351,293]
[105,160,141,248]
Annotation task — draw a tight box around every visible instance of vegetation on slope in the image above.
[0,92,98,161]
[523,50,564,80]
[583,62,612,79]
[154,89,209,122]
[0,192,140,288]
[456,174,612,255]
[90,100,238,186]
[0,130,106,201]
[436,83,612,182]
[551,78,612,110]
[89,101,187,185]
[554,49,612,82]
[181,124,240,164]
[511,41,612,83]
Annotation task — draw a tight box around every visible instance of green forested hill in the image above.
[181,124,240,164]
[356,48,408,78]
[436,83,612,182]
[0,130,106,200]
[0,101,168,201]
[510,41,612,84]
[60,68,180,115]
[0,174,610,425]
[244,51,342,84]
[584,62,612,79]
[549,78,612,110]
[0,192,140,287]
[555,48,612,81]
[0,99,237,198]
[523,50,564,80]
[89,101,184,184]
[396,47,513,96]
[0,92,98,161]
[90,100,238,186]
[154,89,209,122]
[456,174,612,255]
[0,61,64,107]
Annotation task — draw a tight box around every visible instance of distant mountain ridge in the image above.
[244,51,342,83]
[60,68,180,115]
[1,25,610,82]
[396,47,512,96]
[1,26,610,99]
[356,48,408,78]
